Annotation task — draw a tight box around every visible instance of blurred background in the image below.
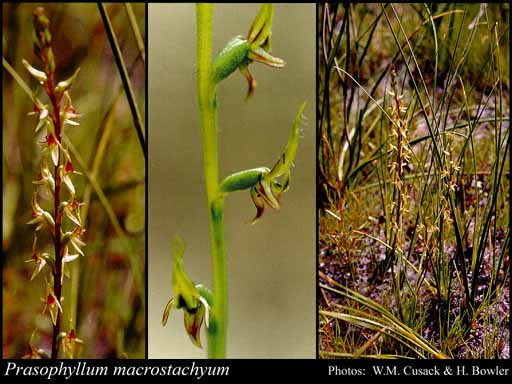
[148,4,315,358]
[3,3,145,358]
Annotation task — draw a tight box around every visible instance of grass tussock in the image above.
[318,3,509,359]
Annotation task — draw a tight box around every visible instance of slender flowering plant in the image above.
[161,4,305,358]
[23,7,85,359]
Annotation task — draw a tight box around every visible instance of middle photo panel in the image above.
[148,3,315,358]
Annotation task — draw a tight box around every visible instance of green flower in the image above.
[162,235,211,348]
[24,236,49,281]
[41,281,62,327]
[212,4,285,99]
[22,332,50,359]
[218,102,304,224]
[58,323,83,359]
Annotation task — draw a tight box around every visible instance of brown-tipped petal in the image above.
[239,65,257,100]
[249,186,266,225]
[162,298,174,326]
[184,305,205,349]
[248,47,285,68]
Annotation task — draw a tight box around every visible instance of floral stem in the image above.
[196,3,227,358]
[48,72,63,360]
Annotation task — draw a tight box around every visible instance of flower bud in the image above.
[22,59,47,84]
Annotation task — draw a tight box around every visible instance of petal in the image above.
[31,192,43,216]
[258,179,280,209]
[54,297,63,313]
[39,108,48,120]
[162,298,175,326]
[63,91,73,111]
[64,206,81,226]
[50,145,59,167]
[55,68,80,98]
[247,4,273,46]
[30,259,47,281]
[65,161,74,174]
[62,174,76,195]
[34,118,47,133]
[271,172,290,196]
[49,304,58,326]
[71,232,86,247]
[239,64,257,100]
[171,235,200,311]
[27,216,44,226]
[249,186,266,225]
[248,47,285,68]
[42,211,56,229]
[47,294,62,326]
[22,59,47,83]
[64,119,80,126]
[65,111,81,120]
[262,31,272,53]
[70,237,85,257]
[184,305,205,348]
[198,296,210,329]
[267,102,304,179]
[62,254,79,263]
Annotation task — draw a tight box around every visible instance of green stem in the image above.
[196,4,227,358]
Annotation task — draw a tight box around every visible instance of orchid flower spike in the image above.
[162,235,212,348]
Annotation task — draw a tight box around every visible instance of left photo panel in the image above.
[2,3,146,358]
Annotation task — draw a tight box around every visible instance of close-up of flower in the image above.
[211,4,285,99]
[150,3,314,360]
[162,236,211,348]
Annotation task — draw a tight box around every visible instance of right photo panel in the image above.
[318,4,509,359]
